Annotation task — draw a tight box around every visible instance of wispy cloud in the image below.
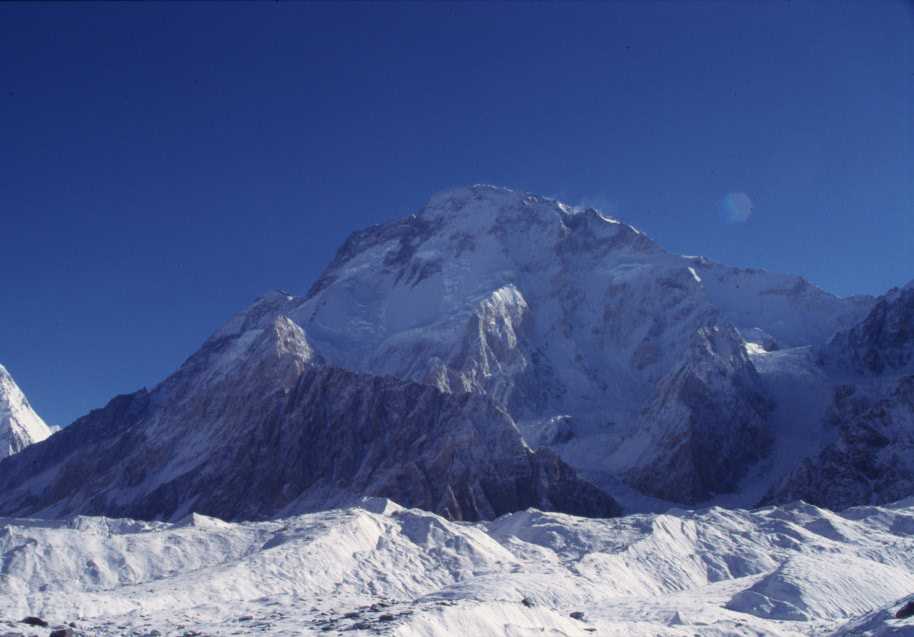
[574,194,619,217]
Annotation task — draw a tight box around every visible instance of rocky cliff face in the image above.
[0,307,617,522]
[626,325,772,503]
[822,282,914,376]
[763,285,914,508]
[0,364,53,459]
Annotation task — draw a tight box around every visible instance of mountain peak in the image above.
[420,184,624,226]
[418,184,564,231]
[0,364,53,459]
[423,183,519,208]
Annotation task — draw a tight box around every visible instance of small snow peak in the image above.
[0,363,53,459]
[356,497,405,516]
[210,291,298,342]
[176,512,231,529]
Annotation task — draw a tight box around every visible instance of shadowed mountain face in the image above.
[1,185,911,516]
[0,314,618,522]
[626,325,773,503]
[821,282,914,376]
[764,286,914,509]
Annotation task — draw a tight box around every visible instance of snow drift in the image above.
[3,498,914,636]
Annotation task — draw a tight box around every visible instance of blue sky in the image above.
[2,2,912,426]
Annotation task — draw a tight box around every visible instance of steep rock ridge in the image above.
[0,364,53,459]
[626,325,772,503]
[822,282,914,375]
[763,283,914,508]
[0,296,617,522]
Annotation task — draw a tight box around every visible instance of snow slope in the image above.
[3,498,914,636]
[0,363,53,459]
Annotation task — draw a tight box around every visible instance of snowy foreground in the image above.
[3,499,914,636]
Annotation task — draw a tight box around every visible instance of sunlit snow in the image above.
[2,499,914,636]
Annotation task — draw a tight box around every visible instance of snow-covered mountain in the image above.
[3,498,914,636]
[0,184,910,518]
[281,185,876,505]
[225,185,886,507]
[0,363,53,459]
[0,302,616,521]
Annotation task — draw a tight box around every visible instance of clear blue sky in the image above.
[2,2,912,426]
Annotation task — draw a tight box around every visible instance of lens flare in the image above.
[720,192,753,223]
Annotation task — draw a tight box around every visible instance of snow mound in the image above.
[727,553,914,621]
[3,499,914,635]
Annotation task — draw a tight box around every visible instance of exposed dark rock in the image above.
[20,617,48,627]
[896,600,914,620]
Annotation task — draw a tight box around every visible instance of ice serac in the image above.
[763,282,914,509]
[0,364,53,459]
[626,325,772,503]
[0,293,618,522]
